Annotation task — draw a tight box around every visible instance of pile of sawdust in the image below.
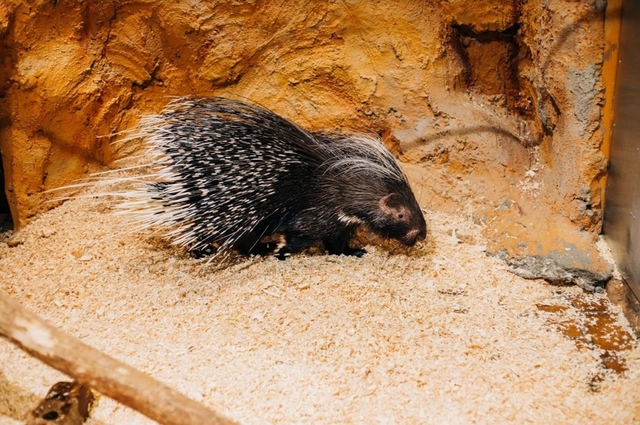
[1,196,638,424]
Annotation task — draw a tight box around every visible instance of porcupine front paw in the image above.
[341,247,367,257]
[323,229,366,257]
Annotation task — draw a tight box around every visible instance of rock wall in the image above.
[0,0,611,287]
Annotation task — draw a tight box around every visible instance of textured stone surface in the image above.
[0,0,610,285]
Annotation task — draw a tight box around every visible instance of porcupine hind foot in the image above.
[189,245,216,259]
[235,236,280,256]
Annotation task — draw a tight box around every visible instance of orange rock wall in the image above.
[0,0,611,286]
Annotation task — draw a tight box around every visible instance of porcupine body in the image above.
[123,97,426,259]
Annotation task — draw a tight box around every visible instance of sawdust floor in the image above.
[0,196,639,424]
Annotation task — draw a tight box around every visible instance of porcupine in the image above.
[119,97,426,259]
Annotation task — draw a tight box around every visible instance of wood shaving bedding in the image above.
[0,197,638,424]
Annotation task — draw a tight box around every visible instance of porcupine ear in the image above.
[379,193,407,218]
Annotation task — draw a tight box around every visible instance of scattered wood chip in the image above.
[28,381,95,425]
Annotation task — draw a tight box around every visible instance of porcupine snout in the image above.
[403,226,426,246]
[399,212,427,246]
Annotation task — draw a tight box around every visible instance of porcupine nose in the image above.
[404,227,426,246]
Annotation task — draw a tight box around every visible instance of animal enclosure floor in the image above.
[0,197,638,424]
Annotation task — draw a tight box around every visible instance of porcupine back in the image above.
[118,97,426,258]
